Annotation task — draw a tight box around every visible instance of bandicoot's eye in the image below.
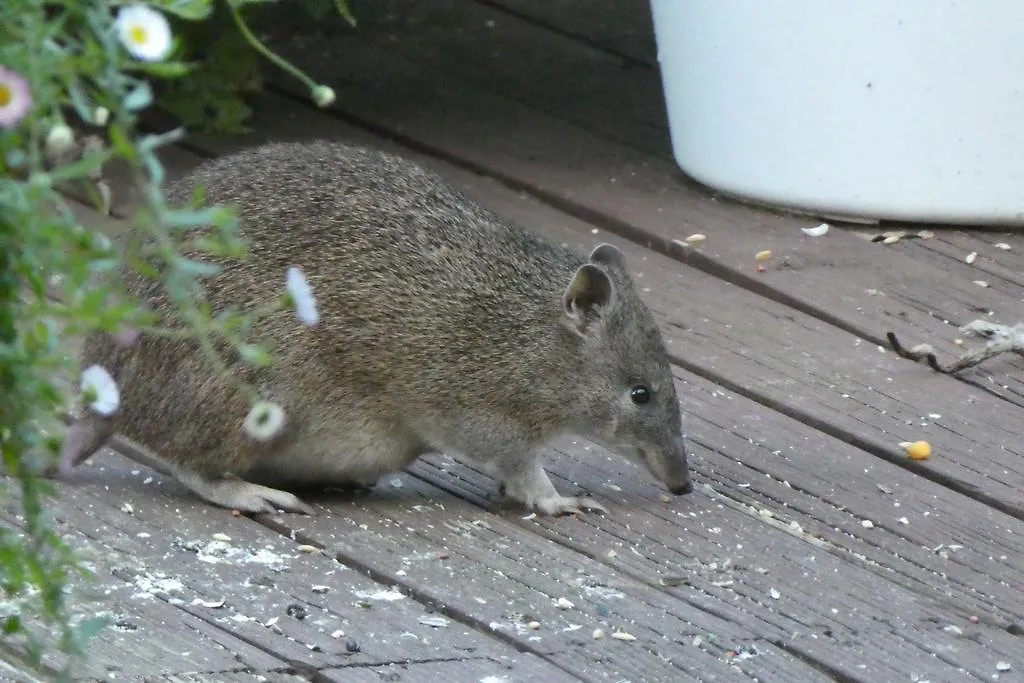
[630,385,652,405]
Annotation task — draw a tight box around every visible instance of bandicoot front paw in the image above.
[534,495,607,517]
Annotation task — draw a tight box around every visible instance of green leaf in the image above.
[160,0,216,21]
[174,257,221,278]
[107,124,136,160]
[334,0,357,26]
[3,615,20,634]
[238,343,273,368]
[123,82,154,111]
[139,61,192,79]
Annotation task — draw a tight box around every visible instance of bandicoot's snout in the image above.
[668,479,694,495]
[644,437,693,495]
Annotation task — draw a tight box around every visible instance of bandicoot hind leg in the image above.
[169,462,316,515]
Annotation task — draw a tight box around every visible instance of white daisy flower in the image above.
[242,401,286,441]
[80,365,120,416]
[115,5,173,62]
[286,266,319,326]
[0,67,33,129]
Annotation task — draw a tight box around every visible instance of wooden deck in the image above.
[4,1,1023,680]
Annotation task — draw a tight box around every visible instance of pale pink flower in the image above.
[0,67,33,129]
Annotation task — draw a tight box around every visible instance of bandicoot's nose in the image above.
[668,480,693,495]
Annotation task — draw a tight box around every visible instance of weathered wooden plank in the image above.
[259,485,844,682]
[277,0,670,156]
[2,448,536,678]
[319,656,580,683]
[283,469,1023,683]
[473,0,658,65]
[0,505,293,681]
[253,6,1024,407]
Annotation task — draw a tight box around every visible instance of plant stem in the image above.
[226,0,320,96]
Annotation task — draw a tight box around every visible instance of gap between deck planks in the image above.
[252,0,1024,404]
[60,113,1024,680]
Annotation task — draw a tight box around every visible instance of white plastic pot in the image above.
[649,0,1024,225]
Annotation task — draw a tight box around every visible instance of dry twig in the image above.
[887,320,1024,374]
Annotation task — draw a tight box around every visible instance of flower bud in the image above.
[45,123,75,157]
[312,85,336,108]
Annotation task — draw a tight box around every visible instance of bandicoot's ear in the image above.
[588,243,628,274]
[562,263,615,335]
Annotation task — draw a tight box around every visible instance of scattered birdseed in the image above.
[212,533,231,542]
[330,629,345,638]
[801,223,829,237]
[901,441,932,461]
[555,597,574,610]
[297,545,317,554]
[311,585,329,594]
[996,661,1011,672]
[898,517,909,525]
[684,233,707,244]
[611,631,636,641]
[994,242,1011,250]
[972,280,990,288]
[769,588,781,600]
[121,502,134,514]
[754,249,772,261]
[882,235,901,245]
[418,615,449,628]
[861,520,874,529]
[593,629,604,639]
[527,621,541,630]
[965,251,977,264]
[943,624,962,635]
[190,598,225,608]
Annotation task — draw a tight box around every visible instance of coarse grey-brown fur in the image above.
[64,141,692,516]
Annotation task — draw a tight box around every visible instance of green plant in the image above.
[157,0,354,134]
[0,0,343,676]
